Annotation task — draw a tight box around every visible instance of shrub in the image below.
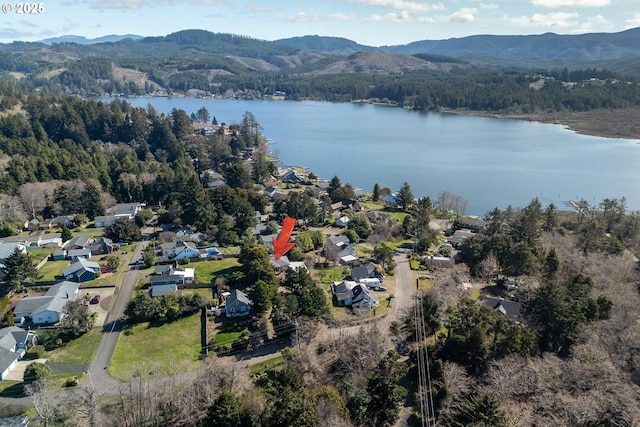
[64,376,79,387]
[23,362,52,383]
[26,345,45,360]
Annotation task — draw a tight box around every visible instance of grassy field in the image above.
[0,372,87,398]
[110,313,202,381]
[45,329,103,365]
[37,260,68,281]
[191,257,242,284]
[249,355,284,373]
[213,321,246,346]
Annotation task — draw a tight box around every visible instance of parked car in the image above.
[373,286,387,292]
[90,295,101,304]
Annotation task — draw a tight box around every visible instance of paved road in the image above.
[88,239,145,388]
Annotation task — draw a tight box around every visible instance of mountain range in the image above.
[32,27,640,62]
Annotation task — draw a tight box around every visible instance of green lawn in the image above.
[29,248,54,263]
[45,329,103,365]
[249,355,285,373]
[317,267,348,284]
[213,321,246,346]
[110,313,202,381]
[381,207,409,222]
[37,260,68,281]
[191,257,242,284]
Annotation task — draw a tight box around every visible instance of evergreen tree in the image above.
[396,181,414,211]
[81,183,105,219]
[366,351,408,427]
[180,174,217,232]
[451,392,509,427]
[372,183,381,202]
[60,226,73,242]
[3,248,38,287]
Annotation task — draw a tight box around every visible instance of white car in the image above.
[373,286,387,292]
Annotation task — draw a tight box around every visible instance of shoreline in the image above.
[439,107,640,141]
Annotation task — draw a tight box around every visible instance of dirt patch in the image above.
[442,107,640,141]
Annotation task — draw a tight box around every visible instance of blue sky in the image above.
[1,0,639,46]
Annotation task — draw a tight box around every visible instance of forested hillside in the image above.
[1,79,640,426]
[1,29,639,115]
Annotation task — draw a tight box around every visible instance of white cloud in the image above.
[367,11,412,22]
[479,3,499,10]
[89,0,227,10]
[286,12,321,23]
[625,12,640,29]
[449,8,478,23]
[532,0,610,8]
[505,12,579,27]
[569,14,611,33]
[286,12,356,23]
[353,0,443,13]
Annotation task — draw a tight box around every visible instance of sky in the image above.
[1,0,639,46]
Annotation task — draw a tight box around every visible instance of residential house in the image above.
[109,202,144,218]
[454,216,487,233]
[62,258,101,282]
[149,266,195,296]
[335,216,350,227]
[0,242,26,269]
[158,241,200,261]
[175,228,205,243]
[89,238,119,256]
[93,215,120,228]
[149,283,179,298]
[351,262,378,281]
[279,168,304,184]
[446,229,475,248]
[269,255,308,273]
[14,281,80,325]
[263,186,282,200]
[40,215,75,230]
[480,297,521,321]
[67,248,93,261]
[51,250,68,261]
[0,326,37,380]
[24,218,39,231]
[200,169,226,188]
[422,255,455,269]
[326,235,358,265]
[225,289,252,318]
[34,237,63,249]
[66,236,94,250]
[331,281,380,311]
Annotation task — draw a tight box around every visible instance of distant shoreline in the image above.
[440,107,640,141]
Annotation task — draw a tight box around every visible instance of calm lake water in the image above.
[109,97,640,216]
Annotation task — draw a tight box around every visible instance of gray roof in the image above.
[0,326,30,352]
[481,297,521,321]
[0,348,20,379]
[0,242,26,262]
[226,289,251,306]
[150,284,178,297]
[62,258,100,277]
[14,281,79,319]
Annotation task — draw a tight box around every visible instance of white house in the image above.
[159,241,200,260]
[0,326,37,380]
[331,281,380,311]
[13,281,79,325]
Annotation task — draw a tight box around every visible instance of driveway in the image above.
[3,358,47,382]
[81,286,117,328]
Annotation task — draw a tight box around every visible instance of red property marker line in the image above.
[272,216,296,259]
